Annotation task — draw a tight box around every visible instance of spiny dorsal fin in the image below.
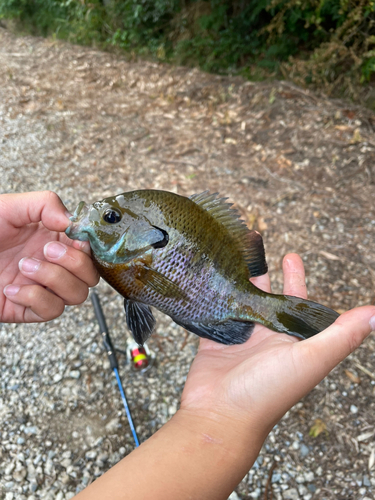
[189,191,268,277]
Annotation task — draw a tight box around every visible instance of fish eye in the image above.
[103,209,122,224]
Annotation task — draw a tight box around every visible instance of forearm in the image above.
[74,409,266,500]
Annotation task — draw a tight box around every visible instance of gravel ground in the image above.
[1,27,375,500]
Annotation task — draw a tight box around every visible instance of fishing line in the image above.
[90,290,140,448]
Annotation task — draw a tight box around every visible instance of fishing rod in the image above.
[90,290,140,448]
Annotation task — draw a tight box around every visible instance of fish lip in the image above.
[70,201,88,222]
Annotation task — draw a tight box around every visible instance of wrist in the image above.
[168,407,267,491]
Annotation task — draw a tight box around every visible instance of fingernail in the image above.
[45,242,67,259]
[19,257,41,273]
[370,315,375,331]
[4,285,20,296]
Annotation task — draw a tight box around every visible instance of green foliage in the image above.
[1,0,374,105]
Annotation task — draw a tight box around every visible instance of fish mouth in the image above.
[65,201,91,241]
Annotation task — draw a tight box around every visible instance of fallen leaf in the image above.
[336,308,347,314]
[351,128,363,143]
[309,419,327,438]
[345,369,361,384]
[257,217,268,232]
[357,431,374,442]
[369,448,375,470]
[319,250,340,261]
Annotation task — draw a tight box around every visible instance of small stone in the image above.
[350,405,358,414]
[298,485,308,496]
[53,374,63,383]
[24,426,38,435]
[228,492,240,500]
[17,437,25,445]
[5,493,14,500]
[13,467,27,482]
[283,488,299,500]
[272,473,281,483]
[249,488,261,499]
[29,481,38,493]
[299,444,310,458]
[97,453,108,462]
[105,418,119,433]
[61,458,72,469]
[304,472,314,482]
[363,475,371,487]
[5,462,15,475]
[27,463,37,481]
[69,370,81,379]
[168,404,177,416]
[85,450,97,460]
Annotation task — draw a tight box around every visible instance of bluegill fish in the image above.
[65,190,339,345]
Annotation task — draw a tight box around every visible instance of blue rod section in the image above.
[114,367,140,447]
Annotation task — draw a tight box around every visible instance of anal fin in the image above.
[124,299,156,345]
[172,318,254,345]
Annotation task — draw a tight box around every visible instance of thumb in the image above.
[297,305,375,385]
[4,191,71,232]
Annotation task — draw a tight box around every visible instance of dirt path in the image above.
[1,27,375,499]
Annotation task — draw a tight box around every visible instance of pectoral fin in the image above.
[124,299,156,345]
[136,265,187,301]
[172,317,254,345]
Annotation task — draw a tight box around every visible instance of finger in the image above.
[282,253,307,299]
[0,191,71,232]
[3,284,65,322]
[298,306,375,385]
[72,239,92,255]
[44,241,99,287]
[18,256,90,305]
[250,272,271,293]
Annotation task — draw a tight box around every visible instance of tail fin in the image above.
[262,295,339,339]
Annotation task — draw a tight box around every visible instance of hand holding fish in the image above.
[76,253,375,500]
[0,191,99,322]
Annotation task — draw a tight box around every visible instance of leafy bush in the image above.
[1,0,374,105]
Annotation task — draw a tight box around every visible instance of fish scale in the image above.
[66,189,339,345]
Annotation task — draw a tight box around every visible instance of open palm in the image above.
[181,254,375,434]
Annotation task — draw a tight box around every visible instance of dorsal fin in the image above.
[189,191,268,277]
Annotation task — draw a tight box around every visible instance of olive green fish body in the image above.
[66,190,339,345]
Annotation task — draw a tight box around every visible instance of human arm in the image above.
[74,254,375,500]
[0,191,99,322]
